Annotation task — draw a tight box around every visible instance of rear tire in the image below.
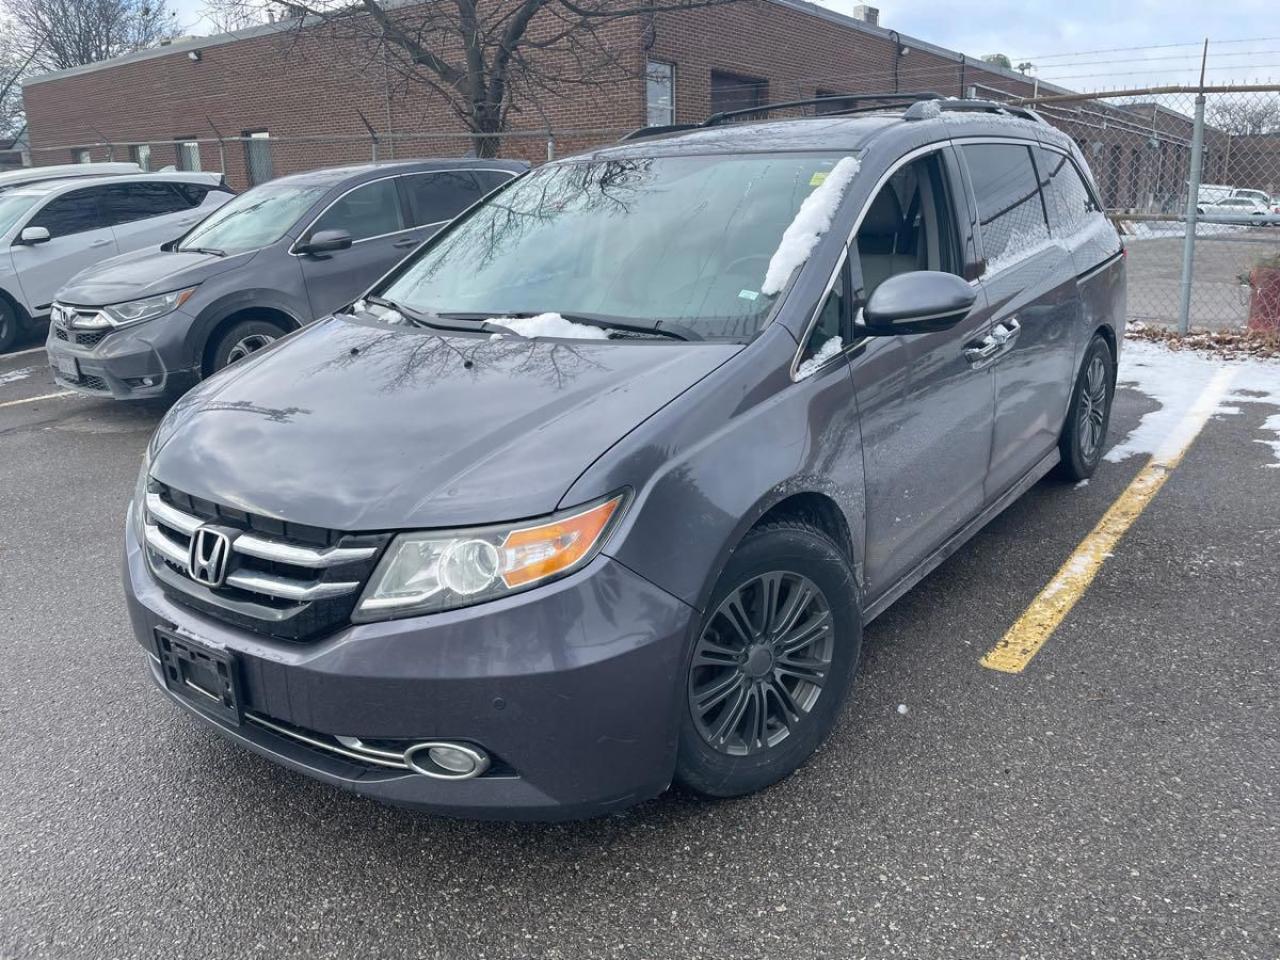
[209,319,286,374]
[1057,334,1115,481]
[0,299,17,353]
[675,519,861,798]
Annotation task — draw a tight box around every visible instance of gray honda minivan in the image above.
[124,97,1125,820]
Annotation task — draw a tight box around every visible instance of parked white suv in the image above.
[0,172,232,350]
[0,162,142,195]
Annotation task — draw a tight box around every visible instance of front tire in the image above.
[0,299,18,353]
[675,519,861,798]
[1057,334,1115,481]
[209,319,286,374]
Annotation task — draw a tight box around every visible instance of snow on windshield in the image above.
[488,313,610,340]
[1110,337,1280,467]
[761,156,861,296]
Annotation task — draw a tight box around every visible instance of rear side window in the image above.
[1036,147,1101,236]
[29,188,110,237]
[311,178,404,241]
[102,182,190,225]
[472,170,515,194]
[172,182,215,207]
[400,171,484,226]
[961,143,1050,269]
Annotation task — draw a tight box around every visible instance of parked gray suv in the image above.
[48,159,524,398]
[124,96,1124,820]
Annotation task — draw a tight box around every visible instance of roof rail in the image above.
[617,91,948,142]
[902,98,1046,123]
[702,91,948,127]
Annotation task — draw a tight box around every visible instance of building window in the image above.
[710,70,768,117]
[646,61,675,127]
[71,148,91,164]
[243,130,273,186]
[175,138,201,172]
[130,144,151,171]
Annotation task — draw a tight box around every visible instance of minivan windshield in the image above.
[0,191,45,237]
[178,180,328,256]
[380,153,852,340]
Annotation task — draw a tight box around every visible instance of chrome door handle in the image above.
[963,336,1000,365]
[992,316,1022,345]
[90,239,112,248]
[392,238,418,248]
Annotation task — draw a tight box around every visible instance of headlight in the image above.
[354,493,627,620]
[130,445,152,543]
[74,287,199,329]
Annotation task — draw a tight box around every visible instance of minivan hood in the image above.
[58,246,251,306]
[152,317,741,530]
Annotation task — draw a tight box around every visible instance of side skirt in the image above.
[862,448,1061,624]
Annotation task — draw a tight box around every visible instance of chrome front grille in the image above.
[142,482,390,641]
[51,303,109,347]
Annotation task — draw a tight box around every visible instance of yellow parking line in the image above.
[0,390,75,410]
[981,366,1237,674]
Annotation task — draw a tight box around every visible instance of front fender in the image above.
[565,325,867,614]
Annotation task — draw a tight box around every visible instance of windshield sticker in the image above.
[738,289,760,301]
[809,171,829,186]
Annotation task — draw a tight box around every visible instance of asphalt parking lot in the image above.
[1,335,1277,960]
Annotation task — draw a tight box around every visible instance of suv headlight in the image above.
[353,493,627,620]
[74,287,199,330]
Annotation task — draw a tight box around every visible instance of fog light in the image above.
[403,741,490,780]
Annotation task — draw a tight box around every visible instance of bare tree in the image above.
[197,0,271,35]
[9,0,181,72]
[252,0,737,157]
[1209,97,1280,136]
[0,13,39,137]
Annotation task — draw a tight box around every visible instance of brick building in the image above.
[21,0,1220,206]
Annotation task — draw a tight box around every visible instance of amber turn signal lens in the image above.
[499,495,623,587]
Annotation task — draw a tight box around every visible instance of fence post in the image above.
[546,133,555,162]
[1176,91,1207,335]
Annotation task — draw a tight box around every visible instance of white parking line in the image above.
[0,391,76,410]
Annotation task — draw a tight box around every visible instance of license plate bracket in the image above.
[155,627,243,726]
[52,354,79,381]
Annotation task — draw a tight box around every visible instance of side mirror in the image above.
[18,226,51,245]
[298,229,352,255]
[859,270,977,336]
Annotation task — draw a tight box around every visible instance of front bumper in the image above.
[124,515,697,820]
[46,310,200,400]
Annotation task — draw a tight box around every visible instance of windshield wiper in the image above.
[182,246,226,257]
[363,296,478,332]
[441,311,702,342]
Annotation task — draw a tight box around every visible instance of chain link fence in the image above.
[25,85,1280,336]
[1009,84,1280,335]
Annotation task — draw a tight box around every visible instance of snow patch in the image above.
[488,313,609,340]
[0,366,32,386]
[916,100,942,119]
[761,156,861,296]
[982,225,1057,276]
[1109,338,1280,467]
[795,336,842,380]
[351,299,407,325]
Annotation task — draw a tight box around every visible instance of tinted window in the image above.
[961,143,1049,268]
[172,182,214,207]
[801,258,847,366]
[29,188,109,237]
[311,178,404,241]
[1036,147,1100,235]
[401,171,482,226]
[103,182,189,225]
[710,70,767,115]
[855,152,961,298]
[472,170,514,194]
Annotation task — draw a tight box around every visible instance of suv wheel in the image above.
[675,519,861,798]
[1057,334,1116,481]
[210,319,285,373]
[0,300,17,352]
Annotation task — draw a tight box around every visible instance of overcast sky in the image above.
[170,0,1280,91]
